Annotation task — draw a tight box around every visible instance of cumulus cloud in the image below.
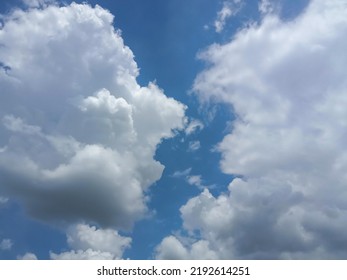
[214,0,243,33]
[158,0,347,259]
[50,223,131,260]
[0,239,13,250]
[0,2,185,230]
[155,236,217,260]
[17,253,38,260]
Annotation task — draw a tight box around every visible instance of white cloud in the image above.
[50,223,131,260]
[0,2,185,230]
[155,236,189,259]
[22,0,56,8]
[172,168,192,178]
[186,175,214,190]
[188,140,201,152]
[158,0,347,259]
[172,168,212,190]
[185,119,204,135]
[155,235,217,260]
[17,252,38,260]
[50,249,115,260]
[0,239,13,250]
[214,0,243,33]
[186,175,202,187]
[258,0,274,15]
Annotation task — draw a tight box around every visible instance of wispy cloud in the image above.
[172,168,214,190]
[258,0,274,15]
[0,196,8,205]
[185,119,204,135]
[214,0,243,33]
[0,239,13,251]
[172,168,192,178]
[188,140,201,152]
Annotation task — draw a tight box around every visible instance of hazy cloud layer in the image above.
[0,239,13,251]
[0,2,185,230]
[157,0,347,259]
[0,196,8,205]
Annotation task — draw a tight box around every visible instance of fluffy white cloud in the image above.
[187,175,203,187]
[155,236,217,260]
[0,239,13,250]
[155,236,188,260]
[17,252,38,260]
[50,223,131,260]
[158,0,347,259]
[0,3,185,230]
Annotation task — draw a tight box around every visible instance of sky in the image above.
[0,0,347,260]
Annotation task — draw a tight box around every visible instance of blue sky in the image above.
[1,0,347,260]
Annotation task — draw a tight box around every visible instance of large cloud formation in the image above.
[156,0,347,259]
[0,2,185,230]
